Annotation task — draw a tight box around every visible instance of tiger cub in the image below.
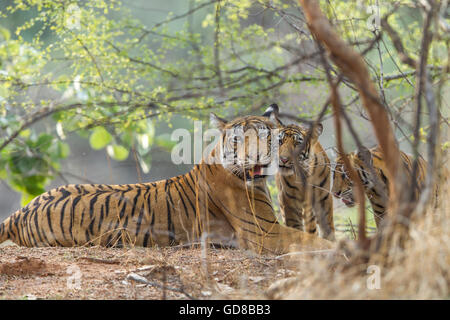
[264,105,335,241]
[331,146,428,228]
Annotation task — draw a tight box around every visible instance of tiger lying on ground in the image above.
[331,146,428,228]
[0,113,332,254]
[263,104,335,241]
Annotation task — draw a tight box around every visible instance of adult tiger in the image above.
[0,113,332,253]
[263,104,335,241]
[331,146,428,228]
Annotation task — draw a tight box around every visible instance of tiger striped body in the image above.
[276,124,335,241]
[332,147,428,227]
[0,115,332,253]
[0,167,234,248]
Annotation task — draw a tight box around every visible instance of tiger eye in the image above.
[293,134,303,144]
[278,131,285,144]
[229,134,243,144]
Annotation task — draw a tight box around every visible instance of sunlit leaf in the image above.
[107,144,129,161]
[89,127,112,150]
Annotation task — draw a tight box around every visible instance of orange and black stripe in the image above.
[275,124,335,241]
[332,146,430,227]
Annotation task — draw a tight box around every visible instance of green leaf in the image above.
[10,156,34,174]
[35,133,54,151]
[0,27,11,41]
[19,129,31,138]
[21,193,37,207]
[0,168,6,180]
[22,175,46,195]
[107,144,129,161]
[89,127,112,150]
[59,142,70,158]
[121,129,134,147]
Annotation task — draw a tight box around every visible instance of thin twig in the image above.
[78,257,120,264]
[126,273,195,300]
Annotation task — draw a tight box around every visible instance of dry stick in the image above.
[428,22,450,201]
[78,257,120,264]
[214,0,224,96]
[415,75,439,214]
[383,3,440,215]
[380,18,417,69]
[346,218,357,240]
[266,249,337,260]
[200,232,211,288]
[329,82,367,244]
[415,35,441,214]
[410,3,435,204]
[382,14,426,203]
[162,267,167,300]
[126,273,195,300]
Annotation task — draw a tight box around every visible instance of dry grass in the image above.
[266,178,450,300]
[0,243,296,300]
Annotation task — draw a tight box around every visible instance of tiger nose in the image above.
[280,157,289,164]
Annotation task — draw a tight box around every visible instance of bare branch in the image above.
[214,0,224,95]
[381,18,417,68]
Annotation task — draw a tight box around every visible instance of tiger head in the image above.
[209,111,280,184]
[262,104,323,176]
[276,124,323,176]
[331,147,375,207]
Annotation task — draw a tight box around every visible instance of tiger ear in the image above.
[210,113,228,130]
[263,103,283,126]
[357,146,373,166]
[312,122,323,138]
[262,103,279,117]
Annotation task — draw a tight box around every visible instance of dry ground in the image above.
[0,241,313,300]
[1,179,448,300]
[1,207,447,300]
[0,213,448,301]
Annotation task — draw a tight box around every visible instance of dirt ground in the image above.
[0,240,309,300]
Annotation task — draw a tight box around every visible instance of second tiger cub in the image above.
[264,104,335,241]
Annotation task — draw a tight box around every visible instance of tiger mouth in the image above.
[334,191,355,207]
[278,165,294,175]
[341,198,355,207]
[243,164,269,180]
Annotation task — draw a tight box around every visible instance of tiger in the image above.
[331,146,428,228]
[0,113,332,254]
[263,104,335,241]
